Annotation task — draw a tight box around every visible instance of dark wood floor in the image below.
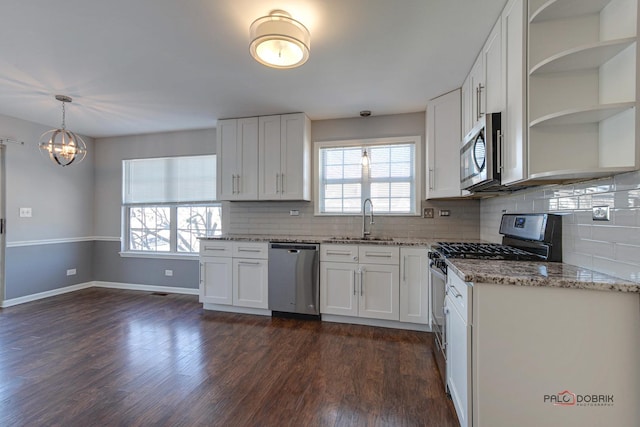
[0,288,458,426]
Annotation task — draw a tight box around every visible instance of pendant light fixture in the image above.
[249,10,310,69]
[39,95,87,167]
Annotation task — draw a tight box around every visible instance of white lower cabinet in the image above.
[399,248,429,324]
[320,244,400,321]
[445,272,472,427]
[199,241,268,311]
[200,255,233,305]
[359,264,399,321]
[233,258,268,309]
[320,261,359,317]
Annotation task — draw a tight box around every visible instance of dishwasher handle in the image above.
[270,242,319,251]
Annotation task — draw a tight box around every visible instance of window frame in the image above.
[122,203,222,258]
[314,136,422,216]
[120,154,221,258]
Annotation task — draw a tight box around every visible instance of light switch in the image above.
[19,207,32,218]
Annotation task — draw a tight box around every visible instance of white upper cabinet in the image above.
[258,113,311,201]
[217,117,259,200]
[483,16,505,116]
[462,54,486,137]
[501,0,528,185]
[526,0,638,181]
[426,89,466,199]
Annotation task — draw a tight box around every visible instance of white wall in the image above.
[1,114,94,243]
[93,128,216,237]
[481,170,640,282]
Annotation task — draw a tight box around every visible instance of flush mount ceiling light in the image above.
[249,10,310,69]
[39,95,87,167]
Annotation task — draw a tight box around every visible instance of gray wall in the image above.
[1,114,95,300]
[92,128,216,288]
[480,170,640,282]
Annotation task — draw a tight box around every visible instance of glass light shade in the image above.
[249,11,310,69]
[39,128,87,167]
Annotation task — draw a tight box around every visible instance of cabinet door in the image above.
[483,16,504,115]
[280,113,311,200]
[216,119,238,201]
[320,262,358,316]
[399,248,429,324]
[426,89,462,199]
[461,75,473,137]
[200,256,233,305]
[258,115,282,200]
[233,258,268,309]
[501,0,527,185]
[446,296,471,427]
[235,117,259,200]
[470,53,485,127]
[359,264,399,321]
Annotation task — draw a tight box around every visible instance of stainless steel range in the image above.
[429,213,562,386]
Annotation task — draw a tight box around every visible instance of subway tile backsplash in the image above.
[225,200,481,240]
[481,169,640,283]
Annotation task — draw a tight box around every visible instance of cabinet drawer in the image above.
[320,244,359,263]
[232,242,268,259]
[447,272,471,322]
[358,245,399,265]
[200,240,233,257]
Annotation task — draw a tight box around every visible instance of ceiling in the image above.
[0,0,507,138]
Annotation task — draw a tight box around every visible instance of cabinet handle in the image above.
[447,284,462,299]
[276,173,280,193]
[403,260,407,283]
[199,262,204,283]
[281,173,285,193]
[237,248,261,253]
[477,83,484,118]
[326,250,351,256]
[360,268,365,296]
[429,168,435,190]
[237,175,241,194]
[497,130,503,172]
[353,270,356,295]
[204,247,227,252]
[364,252,392,258]
[238,261,261,265]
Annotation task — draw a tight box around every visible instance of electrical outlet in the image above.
[592,206,610,221]
[66,268,76,276]
[19,207,32,218]
[164,269,173,277]
[423,208,434,218]
[289,210,299,216]
[439,210,451,217]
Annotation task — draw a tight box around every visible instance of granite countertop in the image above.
[446,259,640,293]
[200,234,436,247]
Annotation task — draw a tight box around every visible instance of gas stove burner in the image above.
[433,242,545,261]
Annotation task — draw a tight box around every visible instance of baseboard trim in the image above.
[1,282,94,307]
[1,281,198,308]
[93,281,199,295]
[321,314,430,332]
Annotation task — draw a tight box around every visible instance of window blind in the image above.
[123,155,216,204]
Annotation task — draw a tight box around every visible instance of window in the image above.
[316,136,421,215]
[122,155,221,255]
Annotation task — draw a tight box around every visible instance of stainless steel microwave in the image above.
[460,112,502,192]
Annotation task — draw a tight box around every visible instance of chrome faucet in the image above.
[362,198,374,238]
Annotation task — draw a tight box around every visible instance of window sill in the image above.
[119,251,199,260]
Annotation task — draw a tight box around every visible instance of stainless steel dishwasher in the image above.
[268,243,319,317]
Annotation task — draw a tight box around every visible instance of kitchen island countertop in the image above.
[447,258,640,293]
